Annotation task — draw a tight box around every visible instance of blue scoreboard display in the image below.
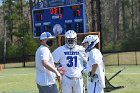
[32,3,86,38]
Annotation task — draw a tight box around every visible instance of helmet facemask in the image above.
[65,37,77,49]
[82,35,99,52]
[65,30,77,49]
[85,39,97,52]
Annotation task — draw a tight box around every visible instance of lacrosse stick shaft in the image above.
[59,81,62,93]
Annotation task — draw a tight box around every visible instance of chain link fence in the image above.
[103,51,140,66]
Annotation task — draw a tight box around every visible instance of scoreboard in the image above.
[32,3,86,38]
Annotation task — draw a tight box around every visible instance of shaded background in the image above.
[0,0,140,67]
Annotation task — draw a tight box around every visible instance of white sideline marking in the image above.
[0,73,34,78]
[106,72,140,75]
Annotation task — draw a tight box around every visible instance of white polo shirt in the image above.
[35,45,56,86]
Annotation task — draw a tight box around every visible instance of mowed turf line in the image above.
[0,65,140,93]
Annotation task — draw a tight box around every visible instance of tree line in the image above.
[0,0,140,59]
[100,0,140,51]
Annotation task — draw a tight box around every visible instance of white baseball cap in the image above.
[40,32,55,40]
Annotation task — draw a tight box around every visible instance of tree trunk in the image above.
[29,0,34,33]
[113,0,120,44]
[96,0,101,32]
[131,0,134,33]
[121,0,126,37]
[139,1,140,26]
[91,0,96,32]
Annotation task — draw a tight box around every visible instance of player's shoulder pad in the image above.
[93,48,101,53]
[75,45,85,50]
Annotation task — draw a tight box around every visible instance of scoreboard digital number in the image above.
[32,3,86,37]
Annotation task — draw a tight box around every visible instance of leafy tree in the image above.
[2,0,38,58]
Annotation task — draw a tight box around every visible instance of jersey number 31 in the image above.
[66,56,77,67]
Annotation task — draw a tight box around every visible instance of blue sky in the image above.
[0,0,2,6]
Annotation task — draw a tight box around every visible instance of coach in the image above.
[35,32,61,93]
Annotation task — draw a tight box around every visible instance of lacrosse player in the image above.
[82,35,105,93]
[52,30,87,93]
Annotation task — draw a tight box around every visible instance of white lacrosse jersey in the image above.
[87,48,105,88]
[52,45,87,77]
[35,45,56,86]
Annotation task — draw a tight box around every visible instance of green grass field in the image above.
[105,65,140,93]
[0,65,140,93]
[0,67,37,93]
